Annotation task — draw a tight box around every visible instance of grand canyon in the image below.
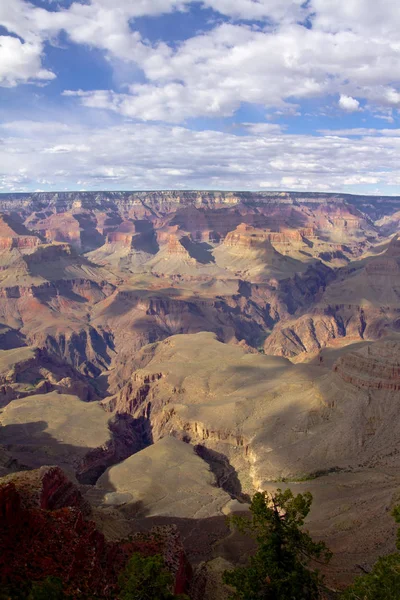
[1,190,400,597]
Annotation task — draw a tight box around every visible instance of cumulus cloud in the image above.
[311,0,400,37]
[0,36,55,87]
[338,95,360,112]
[2,0,400,119]
[62,16,400,122]
[2,1,400,194]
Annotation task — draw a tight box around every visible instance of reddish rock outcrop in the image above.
[166,234,195,259]
[334,341,400,391]
[26,211,106,252]
[28,213,83,248]
[223,224,273,249]
[23,241,76,264]
[0,213,41,250]
[264,313,345,358]
[0,236,40,250]
[224,224,316,249]
[106,231,135,246]
[0,467,190,598]
[313,203,369,232]
[0,466,91,513]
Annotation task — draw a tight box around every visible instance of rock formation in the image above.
[1,190,400,590]
[0,392,146,483]
[334,340,400,390]
[0,345,99,406]
[0,466,190,597]
[92,436,232,518]
[0,213,41,251]
[102,333,400,489]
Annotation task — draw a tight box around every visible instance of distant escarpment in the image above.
[1,189,400,218]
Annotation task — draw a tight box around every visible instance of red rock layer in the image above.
[223,224,275,249]
[334,342,400,391]
[0,236,40,250]
[166,234,193,258]
[0,466,190,598]
[106,231,134,246]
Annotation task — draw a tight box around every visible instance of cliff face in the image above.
[26,212,105,252]
[0,242,118,377]
[263,303,400,359]
[263,234,400,359]
[334,341,400,391]
[0,236,40,250]
[0,346,99,406]
[1,189,399,214]
[0,466,190,597]
[0,213,41,251]
[223,224,314,249]
[0,191,385,258]
[223,224,271,249]
[264,312,345,358]
[166,234,196,260]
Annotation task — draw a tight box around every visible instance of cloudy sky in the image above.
[1,0,400,193]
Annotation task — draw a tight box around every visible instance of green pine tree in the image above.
[223,488,332,600]
[118,553,188,600]
[28,577,66,600]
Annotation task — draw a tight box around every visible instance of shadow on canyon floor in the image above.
[0,413,153,485]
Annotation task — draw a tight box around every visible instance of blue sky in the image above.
[1,0,400,193]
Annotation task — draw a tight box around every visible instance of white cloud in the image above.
[318,128,400,137]
[0,35,55,87]
[62,19,400,122]
[2,0,400,122]
[42,144,90,154]
[0,118,398,193]
[338,95,360,112]
[204,0,307,22]
[244,123,283,135]
[343,175,380,185]
[311,0,400,37]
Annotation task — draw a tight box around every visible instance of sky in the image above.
[1,1,400,194]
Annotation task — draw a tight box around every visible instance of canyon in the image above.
[1,190,400,594]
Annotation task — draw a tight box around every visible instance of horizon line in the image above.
[0,189,399,199]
